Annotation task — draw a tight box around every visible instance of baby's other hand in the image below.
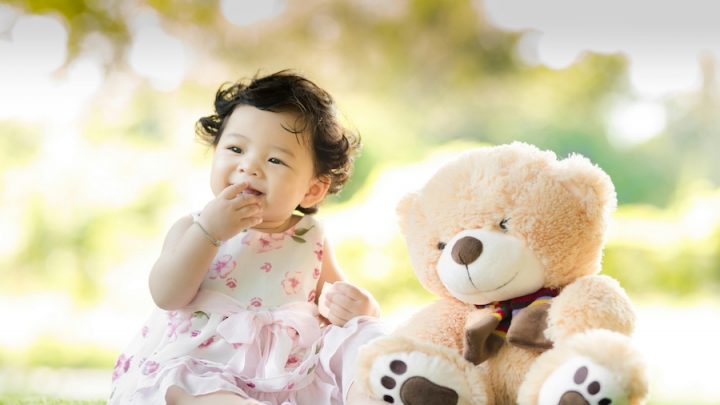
[318,281,380,327]
[199,182,263,241]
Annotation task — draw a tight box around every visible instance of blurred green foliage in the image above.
[0,337,116,369]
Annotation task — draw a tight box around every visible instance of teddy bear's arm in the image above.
[545,274,636,343]
[464,308,505,365]
[506,301,554,350]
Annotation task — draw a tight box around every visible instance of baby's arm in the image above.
[317,238,381,326]
[148,182,262,310]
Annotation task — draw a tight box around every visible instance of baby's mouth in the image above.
[242,187,264,196]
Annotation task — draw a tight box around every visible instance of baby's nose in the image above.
[237,160,259,175]
[451,236,484,265]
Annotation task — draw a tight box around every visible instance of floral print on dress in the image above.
[198,335,216,349]
[281,271,303,295]
[141,360,159,376]
[260,262,272,272]
[313,242,323,261]
[225,277,237,289]
[208,254,236,279]
[249,297,263,308]
[242,231,289,253]
[307,289,316,303]
[112,354,132,382]
[166,311,192,341]
[241,225,315,253]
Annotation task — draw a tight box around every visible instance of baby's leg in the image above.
[166,386,262,405]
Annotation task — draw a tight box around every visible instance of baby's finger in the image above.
[325,291,357,313]
[221,182,249,200]
[232,202,263,217]
[327,305,353,326]
[325,313,346,327]
[331,282,365,301]
[237,216,263,230]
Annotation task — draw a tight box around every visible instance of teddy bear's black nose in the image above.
[451,236,484,265]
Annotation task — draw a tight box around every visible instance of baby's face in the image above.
[210,105,326,226]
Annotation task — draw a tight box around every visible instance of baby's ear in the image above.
[397,192,419,234]
[300,176,331,208]
[557,154,617,219]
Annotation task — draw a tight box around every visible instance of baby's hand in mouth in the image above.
[242,187,263,196]
[234,182,263,197]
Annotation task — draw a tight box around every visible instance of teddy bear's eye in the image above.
[499,218,510,231]
[437,242,447,250]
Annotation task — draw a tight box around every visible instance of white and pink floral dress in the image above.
[109,215,384,404]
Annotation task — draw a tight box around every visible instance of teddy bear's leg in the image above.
[357,335,488,405]
[517,330,648,405]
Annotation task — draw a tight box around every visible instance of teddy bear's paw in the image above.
[368,351,472,405]
[538,356,627,405]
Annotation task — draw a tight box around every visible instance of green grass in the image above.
[0,395,105,405]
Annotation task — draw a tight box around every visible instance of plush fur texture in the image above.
[357,142,648,405]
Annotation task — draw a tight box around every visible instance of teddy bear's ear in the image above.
[557,153,618,219]
[396,192,420,234]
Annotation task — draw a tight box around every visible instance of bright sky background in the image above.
[482,0,719,97]
[481,0,720,146]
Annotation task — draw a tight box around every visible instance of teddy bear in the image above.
[355,142,648,405]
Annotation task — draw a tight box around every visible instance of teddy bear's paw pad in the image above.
[538,356,628,405]
[369,352,469,404]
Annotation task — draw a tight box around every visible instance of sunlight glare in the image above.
[628,56,702,98]
[9,14,67,75]
[323,151,461,246]
[220,0,287,27]
[607,100,667,148]
[682,195,720,240]
[128,13,187,91]
[0,4,19,32]
[535,31,580,69]
[0,12,102,122]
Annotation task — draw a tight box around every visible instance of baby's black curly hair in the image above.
[196,70,361,214]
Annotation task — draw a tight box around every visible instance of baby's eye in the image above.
[268,157,284,165]
[228,146,242,154]
[499,218,510,231]
[437,241,447,250]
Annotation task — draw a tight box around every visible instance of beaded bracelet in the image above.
[193,217,222,247]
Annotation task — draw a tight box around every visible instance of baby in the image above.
[109,71,385,404]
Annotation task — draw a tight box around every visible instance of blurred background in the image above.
[1,0,719,403]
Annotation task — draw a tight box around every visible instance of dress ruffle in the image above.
[113,290,383,404]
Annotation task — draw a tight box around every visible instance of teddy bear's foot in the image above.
[362,337,485,405]
[518,330,647,405]
[537,356,626,405]
[369,351,465,404]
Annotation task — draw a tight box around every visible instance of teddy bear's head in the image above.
[398,142,616,305]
